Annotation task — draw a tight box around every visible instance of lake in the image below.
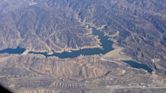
[0,47,25,54]
[124,60,153,73]
[0,28,113,58]
[0,29,153,73]
[30,28,113,58]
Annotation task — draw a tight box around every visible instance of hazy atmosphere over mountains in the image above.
[0,0,166,93]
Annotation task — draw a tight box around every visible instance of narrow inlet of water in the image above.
[124,60,153,73]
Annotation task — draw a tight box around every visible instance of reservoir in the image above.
[124,60,153,73]
[0,28,113,58]
[0,28,153,73]
[0,47,25,54]
[30,28,113,58]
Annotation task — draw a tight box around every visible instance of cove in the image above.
[0,47,25,54]
[124,60,153,73]
[29,28,113,58]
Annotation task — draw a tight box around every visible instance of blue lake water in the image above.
[30,28,113,58]
[124,60,153,73]
[0,29,153,73]
[0,47,25,54]
[0,28,113,58]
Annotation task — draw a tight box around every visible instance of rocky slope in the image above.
[0,54,165,93]
[0,0,165,74]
